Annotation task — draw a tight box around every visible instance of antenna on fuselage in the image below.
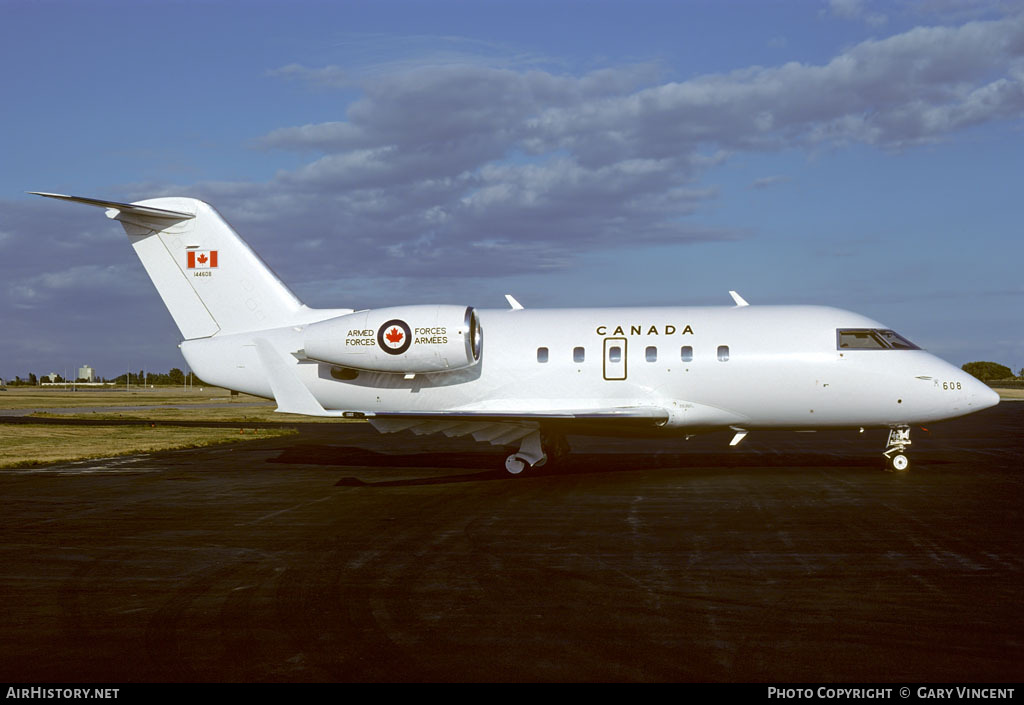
[728,291,750,307]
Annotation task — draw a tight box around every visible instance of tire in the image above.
[890,453,910,472]
[505,455,526,475]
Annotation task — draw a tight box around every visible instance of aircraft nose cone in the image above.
[977,382,1001,410]
[960,372,1000,410]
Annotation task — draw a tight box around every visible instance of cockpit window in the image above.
[875,329,920,350]
[837,328,920,350]
[837,329,887,349]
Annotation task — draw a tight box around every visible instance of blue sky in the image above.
[2,0,1022,380]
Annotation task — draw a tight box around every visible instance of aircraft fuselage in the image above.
[181,304,996,433]
[34,192,998,473]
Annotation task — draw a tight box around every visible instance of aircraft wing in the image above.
[362,407,668,446]
[360,408,668,423]
[253,339,668,446]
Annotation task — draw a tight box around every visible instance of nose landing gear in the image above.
[883,425,912,472]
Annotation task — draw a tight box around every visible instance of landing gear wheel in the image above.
[502,431,547,475]
[882,426,912,473]
[505,455,526,475]
[889,453,910,472]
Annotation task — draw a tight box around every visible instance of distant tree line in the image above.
[111,368,188,386]
[2,368,204,386]
[962,361,1023,382]
[2,373,40,386]
[6,362,1021,387]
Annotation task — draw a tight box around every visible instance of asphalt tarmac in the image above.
[1,403,1021,683]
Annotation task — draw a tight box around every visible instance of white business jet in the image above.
[32,193,999,473]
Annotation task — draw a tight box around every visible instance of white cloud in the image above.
[828,0,889,26]
[199,15,1024,285]
[750,175,791,189]
[267,63,351,88]
[24,15,1024,298]
[6,263,144,306]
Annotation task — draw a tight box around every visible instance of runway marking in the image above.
[7,454,160,475]
[7,467,163,475]
[982,551,1020,570]
[235,496,333,526]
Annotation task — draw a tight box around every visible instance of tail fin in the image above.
[32,193,304,339]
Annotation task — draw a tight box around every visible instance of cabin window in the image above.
[573,346,585,363]
[537,347,549,363]
[681,346,693,362]
[717,345,730,362]
[645,346,657,362]
[609,346,622,363]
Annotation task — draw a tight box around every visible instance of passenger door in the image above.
[603,337,627,381]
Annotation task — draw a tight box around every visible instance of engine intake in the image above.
[303,305,482,374]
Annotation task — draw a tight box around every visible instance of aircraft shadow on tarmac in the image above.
[267,442,889,487]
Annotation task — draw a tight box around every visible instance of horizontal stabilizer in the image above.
[29,192,195,220]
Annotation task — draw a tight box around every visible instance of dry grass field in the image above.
[0,387,318,468]
[0,385,333,423]
[0,424,297,468]
[1,386,357,423]
[28,406,329,423]
[0,385,266,409]
[991,387,1024,399]
[1,384,1015,469]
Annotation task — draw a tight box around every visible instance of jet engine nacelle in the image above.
[303,305,482,374]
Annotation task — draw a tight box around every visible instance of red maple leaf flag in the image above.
[385,327,404,344]
[186,250,218,269]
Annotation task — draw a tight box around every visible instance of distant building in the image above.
[47,372,59,383]
[77,365,96,382]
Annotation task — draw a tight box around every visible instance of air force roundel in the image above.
[377,319,412,355]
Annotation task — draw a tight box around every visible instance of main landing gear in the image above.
[504,430,569,475]
[882,425,912,472]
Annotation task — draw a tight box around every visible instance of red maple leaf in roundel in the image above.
[385,327,404,344]
[197,253,208,264]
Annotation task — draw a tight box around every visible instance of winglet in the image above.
[729,291,750,307]
[505,294,524,310]
[28,192,194,220]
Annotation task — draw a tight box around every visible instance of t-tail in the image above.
[30,193,343,338]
